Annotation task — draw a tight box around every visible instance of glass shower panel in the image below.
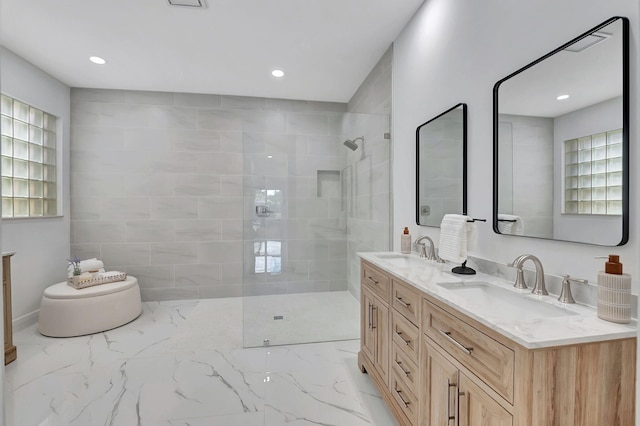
[242,112,390,348]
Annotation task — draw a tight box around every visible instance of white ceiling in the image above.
[0,0,424,103]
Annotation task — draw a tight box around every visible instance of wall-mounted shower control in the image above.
[256,205,273,217]
[420,205,430,216]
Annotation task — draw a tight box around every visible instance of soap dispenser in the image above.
[401,227,411,254]
[596,255,631,324]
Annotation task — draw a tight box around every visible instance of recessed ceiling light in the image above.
[557,94,570,100]
[267,155,273,159]
[271,69,285,78]
[89,56,106,65]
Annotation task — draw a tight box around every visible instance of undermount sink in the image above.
[374,254,413,266]
[437,281,578,319]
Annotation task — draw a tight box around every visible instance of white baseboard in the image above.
[13,309,39,332]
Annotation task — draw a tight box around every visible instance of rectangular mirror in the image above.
[416,103,467,227]
[493,17,628,246]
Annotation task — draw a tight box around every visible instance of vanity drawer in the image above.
[423,299,515,403]
[392,311,420,363]
[362,262,390,303]
[391,343,419,396]
[390,369,419,425]
[392,280,421,326]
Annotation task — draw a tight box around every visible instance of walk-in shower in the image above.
[242,113,391,348]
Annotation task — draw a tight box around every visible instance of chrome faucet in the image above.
[415,236,436,260]
[415,236,445,263]
[508,254,548,295]
[558,274,588,304]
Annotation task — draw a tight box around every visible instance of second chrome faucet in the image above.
[415,236,444,263]
[508,254,548,295]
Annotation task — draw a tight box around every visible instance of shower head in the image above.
[343,136,364,151]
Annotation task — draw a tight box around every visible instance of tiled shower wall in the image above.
[70,89,350,301]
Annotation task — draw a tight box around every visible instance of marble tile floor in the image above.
[243,291,361,347]
[5,295,397,425]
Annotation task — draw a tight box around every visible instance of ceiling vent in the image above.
[167,0,207,8]
[564,32,610,53]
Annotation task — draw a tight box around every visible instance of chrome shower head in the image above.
[343,136,364,151]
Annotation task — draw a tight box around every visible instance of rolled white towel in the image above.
[68,258,105,276]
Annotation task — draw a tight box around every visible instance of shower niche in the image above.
[317,170,341,198]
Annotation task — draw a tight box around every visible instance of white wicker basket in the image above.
[67,272,127,289]
[597,271,631,324]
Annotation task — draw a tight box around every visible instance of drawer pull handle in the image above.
[368,303,373,329]
[395,387,410,407]
[371,306,377,329]
[395,296,410,308]
[396,360,410,376]
[446,379,456,422]
[367,276,379,285]
[395,330,411,346]
[439,330,473,355]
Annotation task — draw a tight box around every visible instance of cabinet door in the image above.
[423,341,459,426]
[458,372,512,426]
[361,287,377,364]
[374,298,389,384]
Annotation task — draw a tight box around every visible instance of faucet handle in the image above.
[507,261,528,289]
[558,274,588,304]
[513,267,528,289]
[563,274,588,284]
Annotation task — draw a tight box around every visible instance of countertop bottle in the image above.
[597,254,631,324]
[401,227,411,254]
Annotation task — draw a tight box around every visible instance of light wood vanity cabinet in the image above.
[361,286,389,384]
[360,261,391,386]
[358,259,636,426]
[423,340,512,426]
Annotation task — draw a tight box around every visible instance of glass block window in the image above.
[564,129,622,215]
[1,94,57,218]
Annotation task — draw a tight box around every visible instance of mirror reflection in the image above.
[494,17,628,245]
[416,103,467,227]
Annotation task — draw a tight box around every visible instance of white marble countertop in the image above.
[359,252,637,349]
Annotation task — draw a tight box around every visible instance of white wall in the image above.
[553,97,623,244]
[392,2,639,420]
[393,0,639,292]
[0,46,71,324]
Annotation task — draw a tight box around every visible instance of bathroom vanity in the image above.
[358,253,636,426]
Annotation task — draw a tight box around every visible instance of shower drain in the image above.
[273,315,284,320]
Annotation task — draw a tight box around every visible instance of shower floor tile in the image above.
[243,291,361,347]
[6,294,396,426]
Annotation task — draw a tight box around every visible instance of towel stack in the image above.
[497,214,524,235]
[438,214,475,264]
[67,258,105,278]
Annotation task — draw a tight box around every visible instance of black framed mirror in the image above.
[416,103,467,227]
[493,17,629,246]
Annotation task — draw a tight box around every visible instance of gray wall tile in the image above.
[150,242,198,265]
[150,197,198,220]
[175,264,222,287]
[126,220,175,242]
[102,243,150,267]
[174,220,222,242]
[70,88,378,303]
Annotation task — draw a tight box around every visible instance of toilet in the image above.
[38,276,142,337]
